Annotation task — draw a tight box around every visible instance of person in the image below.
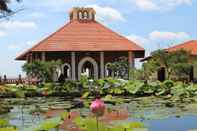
[18,74,22,84]
[3,75,7,84]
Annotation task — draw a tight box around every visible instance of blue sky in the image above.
[0,0,196,77]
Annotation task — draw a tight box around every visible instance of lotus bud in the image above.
[90,99,105,117]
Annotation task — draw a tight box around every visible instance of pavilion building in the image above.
[16,7,145,81]
[141,40,197,81]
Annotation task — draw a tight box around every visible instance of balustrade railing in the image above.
[0,75,26,84]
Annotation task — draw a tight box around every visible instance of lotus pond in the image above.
[1,96,197,131]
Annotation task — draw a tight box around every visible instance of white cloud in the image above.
[0,31,6,37]
[163,0,192,7]
[134,0,158,11]
[0,21,37,30]
[25,41,35,46]
[8,44,20,50]
[149,31,190,42]
[37,0,69,7]
[127,31,191,55]
[127,34,149,46]
[133,0,192,11]
[29,12,45,19]
[88,4,126,22]
[8,41,36,51]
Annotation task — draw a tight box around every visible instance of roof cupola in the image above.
[69,7,96,21]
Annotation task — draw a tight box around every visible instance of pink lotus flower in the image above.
[90,99,105,117]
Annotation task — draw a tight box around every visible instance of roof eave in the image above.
[15,51,30,61]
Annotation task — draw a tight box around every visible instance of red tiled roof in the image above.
[140,40,197,62]
[16,20,144,60]
[167,40,197,55]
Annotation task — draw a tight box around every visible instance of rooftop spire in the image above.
[69,7,96,21]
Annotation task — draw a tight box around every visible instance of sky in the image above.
[0,0,196,77]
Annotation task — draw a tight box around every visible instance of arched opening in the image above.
[83,11,88,20]
[53,67,61,82]
[78,11,83,20]
[105,64,113,77]
[157,67,166,82]
[78,57,98,79]
[82,61,94,78]
[62,63,71,80]
[63,66,69,79]
[189,66,194,82]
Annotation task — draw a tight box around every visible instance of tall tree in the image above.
[143,49,191,80]
[0,0,21,18]
[142,58,160,80]
[106,57,128,79]
[22,60,62,82]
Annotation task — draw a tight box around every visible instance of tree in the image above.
[0,0,21,19]
[143,49,191,80]
[173,63,192,80]
[106,57,128,79]
[22,60,62,82]
[142,58,160,80]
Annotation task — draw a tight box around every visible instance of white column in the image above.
[128,51,135,79]
[71,52,76,81]
[128,51,134,69]
[100,52,104,78]
[41,52,46,61]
